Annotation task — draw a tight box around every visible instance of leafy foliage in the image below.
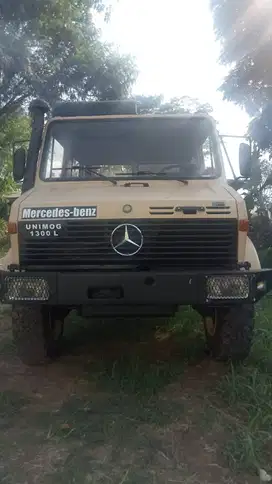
[211,0,272,157]
[135,95,213,115]
[0,115,30,218]
[211,0,272,254]
[0,0,137,224]
[0,0,137,119]
[211,0,272,115]
[240,151,272,252]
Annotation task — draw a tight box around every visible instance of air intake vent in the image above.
[206,205,231,215]
[149,206,174,215]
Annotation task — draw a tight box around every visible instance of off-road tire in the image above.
[203,304,254,362]
[11,305,64,365]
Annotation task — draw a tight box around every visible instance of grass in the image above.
[94,355,185,396]
[0,336,15,356]
[34,392,186,445]
[215,297,272,474]
[3,300,272,482]
[0,306,210,484]
[0,390,29,428]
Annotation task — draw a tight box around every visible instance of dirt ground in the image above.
[0,305,259,484]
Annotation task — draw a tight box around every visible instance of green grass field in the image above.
[1,300,272,483]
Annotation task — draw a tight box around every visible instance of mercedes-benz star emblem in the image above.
[111,224,143,256]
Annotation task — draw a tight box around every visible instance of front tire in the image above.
[12,305,65,365]
[203,304,254,362]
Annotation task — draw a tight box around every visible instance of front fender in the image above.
[244,237,261,270]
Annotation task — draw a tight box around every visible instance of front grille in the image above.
[18,219,238,270]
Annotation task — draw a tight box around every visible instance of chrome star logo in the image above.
[111,224,143,256]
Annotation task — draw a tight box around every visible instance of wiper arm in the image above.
[81,166,117,185]
[135,170,188,185]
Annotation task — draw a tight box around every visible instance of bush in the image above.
[0,218,8,250]
[259,247,272,268]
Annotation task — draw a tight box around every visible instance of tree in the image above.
[211,1,272,150]
[0,114,30,226]
[211,1,272,113]
[0,0,137,119]
[0,0,137,230]
[211,1,272,259]
[135,95,213,115]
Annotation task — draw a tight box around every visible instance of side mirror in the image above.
[239,142,252,178]
[13,148,26,182]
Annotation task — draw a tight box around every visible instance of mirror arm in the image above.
[228,176,247,191]
[220,136,236,180]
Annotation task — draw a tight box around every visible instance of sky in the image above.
[94,0,250,138]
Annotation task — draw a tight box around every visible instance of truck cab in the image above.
[2,99,271,365]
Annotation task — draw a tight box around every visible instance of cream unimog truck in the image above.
[1,98,271,365]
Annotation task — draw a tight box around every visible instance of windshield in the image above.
[40,117,221,181]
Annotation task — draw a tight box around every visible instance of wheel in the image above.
[11,305,65,365]
[203,304,254,362]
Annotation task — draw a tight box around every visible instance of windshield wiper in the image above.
[81,166,117,185]
[136,170,188,185]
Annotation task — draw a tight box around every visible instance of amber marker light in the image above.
[239,219,249,233]
[7,222,17,234]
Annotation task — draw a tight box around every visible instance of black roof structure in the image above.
[52,100,137,118]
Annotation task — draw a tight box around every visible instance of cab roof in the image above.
[52,100,138,118]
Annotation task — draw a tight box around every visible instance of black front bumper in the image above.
[1,269,272,306]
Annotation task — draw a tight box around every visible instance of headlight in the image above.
[206,275,250,300]
[4,277,49,302]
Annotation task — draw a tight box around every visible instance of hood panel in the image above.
[18,181,238,220]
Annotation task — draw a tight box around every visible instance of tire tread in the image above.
[205,304,254,362]
[12,305,47,365]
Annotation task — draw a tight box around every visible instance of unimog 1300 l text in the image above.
[1,99,272,365]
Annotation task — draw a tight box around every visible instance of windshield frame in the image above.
[38,115,222,183]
